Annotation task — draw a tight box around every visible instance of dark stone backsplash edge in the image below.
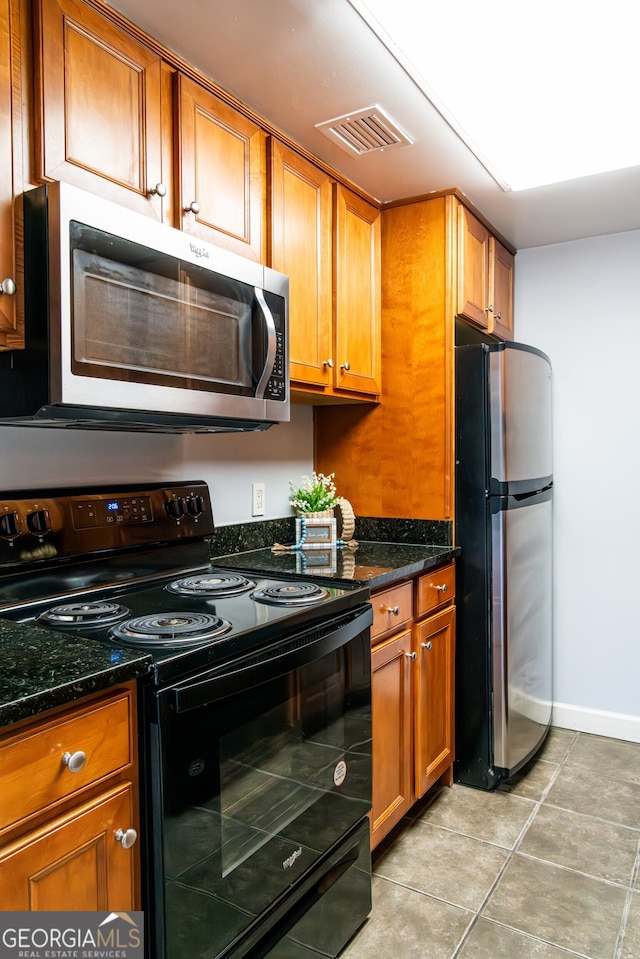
[207,516,452,556]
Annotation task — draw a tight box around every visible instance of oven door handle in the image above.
[165,604,372,714]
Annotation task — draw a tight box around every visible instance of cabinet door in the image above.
[489,237,515,340]
[414,605,455,799]
[0,782,137,910]
[177,74,265,260]
[334,184,381,395]
[456,204,490,330]
[35,0,165,219]
[0,0,18,346]
[371,629,413,849]
[269,139,332,388]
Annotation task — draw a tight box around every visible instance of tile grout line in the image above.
[613,835,640,959]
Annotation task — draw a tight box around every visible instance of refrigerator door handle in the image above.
[491,510,508,770]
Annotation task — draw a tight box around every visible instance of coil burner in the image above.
[38,601,132,629]
[111,612,232,647]
[166,573,256,597]
[250,582,330,607]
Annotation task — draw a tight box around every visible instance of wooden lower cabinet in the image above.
[0,684,140,910]
[370,567,456,850]
[0,781,136,909]
[371,628,413,847]
[414,606,456,797]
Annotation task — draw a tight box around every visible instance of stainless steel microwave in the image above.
[0,181,289,432]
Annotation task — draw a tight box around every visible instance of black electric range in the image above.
[0,481,374,959]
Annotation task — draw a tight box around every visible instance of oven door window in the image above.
[68,221,273,396]
[156,640,371,958]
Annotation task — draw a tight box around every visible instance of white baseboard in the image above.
[552,702,640,743]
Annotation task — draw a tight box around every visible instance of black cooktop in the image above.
[1,560,369,684]
[0,482,370,684]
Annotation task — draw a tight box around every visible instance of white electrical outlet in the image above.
[252,482,265,516]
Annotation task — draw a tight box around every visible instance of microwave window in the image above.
[69,224,264,395]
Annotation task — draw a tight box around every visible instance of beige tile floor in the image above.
[342,727,640,959]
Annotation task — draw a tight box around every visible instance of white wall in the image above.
[0,404,314,526]
[515,229,640,742]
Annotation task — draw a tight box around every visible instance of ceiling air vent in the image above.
[315,105,413,156]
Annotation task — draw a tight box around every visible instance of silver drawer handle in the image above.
[0,278,16,296]
[381,604,400,615]
[115,828,138,849]
[405,651,417,661]
[421,641,433,651]
[61,750,86,773]
[433,583,448,593]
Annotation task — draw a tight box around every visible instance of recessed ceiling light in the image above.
[349,0,639,191]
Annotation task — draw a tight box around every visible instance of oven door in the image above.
[143,605,372,959]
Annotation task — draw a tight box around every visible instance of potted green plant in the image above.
[289,472,338,518]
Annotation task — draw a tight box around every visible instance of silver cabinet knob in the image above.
[381,605,400,616]
[405,651,417,661]
[149,182,167,197]
[61,750,86,773]
[323,359,334,368]
[421,641,433,651]
[184,201,200,215]
[433,583,448,593]
[494,311,502,320]
[115,828,138,849]
[340,361,351,371]
[484,304,494,313]
[0,278,16,296]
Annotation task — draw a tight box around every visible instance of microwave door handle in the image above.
[254,287,277,399]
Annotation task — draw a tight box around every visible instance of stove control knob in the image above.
[165,497,186,519]
[186,495,205,516]
[26,508,50,535]
[0,511,20,538]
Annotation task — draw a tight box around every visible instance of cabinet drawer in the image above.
[0,691,132,834]
[371,582,413,643]
[415,563,456,619]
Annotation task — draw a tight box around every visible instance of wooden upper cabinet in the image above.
[334,184,381,396]
[269,138,332,386]
[488,237,515,340]
[456,203,490,330]
[177,74,265,260]
[34,0,166,219]
[0,0,20,348]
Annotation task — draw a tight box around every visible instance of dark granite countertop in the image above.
[213,541,458,592]
[0,618,151,729]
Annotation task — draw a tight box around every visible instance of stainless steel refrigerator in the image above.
[454,341,553,790]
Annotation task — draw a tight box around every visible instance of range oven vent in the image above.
[315,105,413,156]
